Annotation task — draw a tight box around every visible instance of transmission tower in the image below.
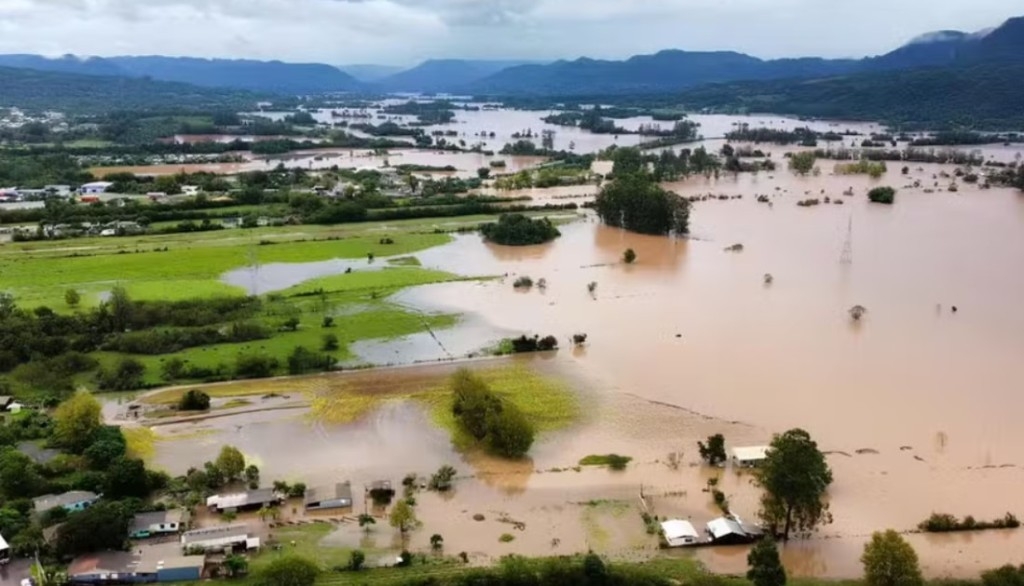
[839,215,853,265]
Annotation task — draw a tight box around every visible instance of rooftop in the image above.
[731,445,770,463]
[706,515,762,540]
[33,491,99,512]
[69,542,203,577]
[131,509,189,533]
[181,524,249,546]
[304,482,353,506]
[206,488,279,510]
[660,519,700,547]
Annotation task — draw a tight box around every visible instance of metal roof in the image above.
[706,515,762,540]
[181,524,249,546]
[661,520,699,547]
[206,488,279,510]
[33,491,99,512]
[131,509,188,533]
[731,445,770,463]
[304,482,353,506]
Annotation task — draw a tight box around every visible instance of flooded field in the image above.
[109,112,1024,578]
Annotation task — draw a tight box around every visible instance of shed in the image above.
[706,515,763,545]
[131,509,190,539]
[181,525,253,552]
[660,519,701,547]
[731,445,770,467]
[304,482,353,511]
[206,488,281,513]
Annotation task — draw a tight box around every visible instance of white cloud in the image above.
[0,0,1018,64]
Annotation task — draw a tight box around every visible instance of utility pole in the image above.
[840,215,853,265]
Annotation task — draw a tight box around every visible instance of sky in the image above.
[0,0,1019,66]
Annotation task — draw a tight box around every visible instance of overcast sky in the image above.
[0,0,1018,66]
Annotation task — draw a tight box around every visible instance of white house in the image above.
[130,509,189,539]
[181,525,259,552]
[78,181,114,195]
[660,519,701,547]
[731,445,770,467]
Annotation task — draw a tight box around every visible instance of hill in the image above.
[376,59,539,93]
[338,64,405,83]
[675,62,1024,130]
[0,66,257,113]
[0,54,363,94]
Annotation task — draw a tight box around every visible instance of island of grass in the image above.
[480,213,561,246]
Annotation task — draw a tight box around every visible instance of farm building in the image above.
[706,515,763,545]
[68,542,204,584]
[181,525,258,553]
[731,445,770,467]
[206,488,282,513]
[78,181,113,195]
[660,519,701,547]
[130,509,190,539]
[304,482,353,511]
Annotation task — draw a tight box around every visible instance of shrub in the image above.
[698,434,727,466]
[178,390,210,411]
[429,465,457,491]
[579,454,633,471]
[623,248,637,264]
[480,213,561,246]
[322,334,339,352]
[919,512,1020,532]
[868,186,896,204]
[96,358,146,391]
[499,533,515,543]
[235,353,279,379]
[348,550,365,571]
[513,276,534,289]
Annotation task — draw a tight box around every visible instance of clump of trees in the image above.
[594,172,691,236]
[480,213,561,246]
[698,434,727,466]
[623,248,637,264]
[255,555,320,586]
[756,428,833,540]
[178,390,210,411]
[868,186,896,204]
[450,369,535,458]
[788,152,817,175]
[918,512,1019,532]
[509,335,558,353]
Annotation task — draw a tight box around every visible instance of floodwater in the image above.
[134,134,1024,576]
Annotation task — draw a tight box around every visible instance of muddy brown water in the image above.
[138,152,1024,576]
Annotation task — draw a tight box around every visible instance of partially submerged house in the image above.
[181,525,258,553]
[660,519,701,547]
[34,491,100,514]
[731,445,770,467]
[304,482,353,512]
[130,509,190,539]
[68,542,204,584]
[706,515,763,545]
[206,489,282,514]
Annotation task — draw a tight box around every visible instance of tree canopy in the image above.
[594,173,691,236]
[756,428,833,540]
[450,369,536,459]
[748,538,787,586]
[56,502,131,557]
[255,555,321,586]
[480,213,561,246]
[216,445,246,481]
[53,390,102,453]
[861,530,923,586]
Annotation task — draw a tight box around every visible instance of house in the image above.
[44,184,73,197]
[304,482,353,512]
[181,525,259,553]
[731,445,770,467]
[706,515,763,545]
[660,519,701,547]
[0,532,9,565]
[34,491,100,514]
[206,488,282,514]
[78,181,114,195]
[130,509,190,539]
[69,541,204,584]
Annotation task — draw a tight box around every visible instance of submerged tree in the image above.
[756,428,833,540]
[698,434,727,466]
[594,174,691,236]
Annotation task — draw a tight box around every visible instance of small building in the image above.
[130,509,190,539]
[181,525,258,553]
[731,445,770,467]
[180,185,200,196]
[660,519,701,547]
[0,532,9,564]
[34,491,100,514]
[206,488,281,514]
[44,184,73,197]
[0,396,14,411]
[304,482,353,512]
[69,542,204,584]
[78,181,114,195]
[706,515,763,545]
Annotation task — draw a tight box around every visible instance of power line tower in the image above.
[840,215,853,265]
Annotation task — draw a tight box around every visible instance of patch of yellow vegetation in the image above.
[140,375,332,406]
[123,426,157,460]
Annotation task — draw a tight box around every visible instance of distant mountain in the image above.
[376,59,541,93]
[338,64,405,83]
[106,56,362,94]
[0,54,125,77]
[675,62,1024,130]
[0,66,256,113]
[0,54,363,94]
[865,31,973,70]
[470,50,858,96]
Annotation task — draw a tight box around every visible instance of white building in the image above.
[181,525,259,552]
[78,181,114,195]
[731,445,770,467]
[660,519,700,547]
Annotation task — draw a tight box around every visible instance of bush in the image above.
[579,454,633,471]
[96,358,146,391]
[918,512,1019,532]
[868,186,896,204]
[322,334,339,352]
[513,276,534,289]
[287,346,334,375]
[235,353,279,379]
[178,390,210,411]
[480,213,561,246]
[623,248,637,264]
[698,434,727,466]
[429,465,457,491]
[255,556,320,586]
[348,550,365,571]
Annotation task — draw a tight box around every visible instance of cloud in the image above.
[0,0,1019,64]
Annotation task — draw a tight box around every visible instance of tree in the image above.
[982,565,1024,586]
[0,449,42,499]
[390,499,417,534]
[861,530,923,586]
[583,552,609,584]
[245,464,260,488]
[178,389,210,411]
[698,434,727,466]
[53,390,102,453]
[105,285,133,333]
[868,186,896,204]
[612,147,644,176]
[64,288,81,308]
[224,555,249,578]
[430,534,444,551]
[56,502,130,557]
[429,465,457,491]
[748,538,787,586]
[477,167,491,180]
[255,556,320,586]
[480,213,561,246]
[757,428,833,540]
[322,334,339,352]
[623,248,637,264]
[216,446,246,481]
[96,357,146,391]
[105,457,150,499]
[485,405,535,458]
[788,152,816,176]
[358,513,376,532]
[84,427,128,469]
